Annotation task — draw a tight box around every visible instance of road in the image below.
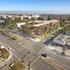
[17,30,70,70]
[39,47,70,70]
[43,37,53,45]
[0,30,70,70]
[31,56,57,70]
[0,31,54,70]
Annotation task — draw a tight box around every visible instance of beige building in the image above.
[23,20,60,36]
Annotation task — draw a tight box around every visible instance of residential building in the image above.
[23,20,60,37]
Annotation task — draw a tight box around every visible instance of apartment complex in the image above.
[23,20,60,37]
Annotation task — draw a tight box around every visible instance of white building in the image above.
[17,22,25,28]
[32,14,40,18]
[0,20,4,25]
[53,34,70,46]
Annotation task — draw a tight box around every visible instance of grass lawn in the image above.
[1,48,10,59]
[11,60,25,70]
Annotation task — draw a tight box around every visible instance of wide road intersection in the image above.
[0,30,70,70]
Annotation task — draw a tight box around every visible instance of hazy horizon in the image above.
[0,11,70,15]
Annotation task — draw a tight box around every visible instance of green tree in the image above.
[5,17,17,29]
[37,17,44,20]
[23,17,29,22]
[14,17,22,23]
[47,16,52,20]
[63,24,70,32]
[30,17,35,21]
[59,18,65,27]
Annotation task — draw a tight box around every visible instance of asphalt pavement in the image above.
[0,30,70,70]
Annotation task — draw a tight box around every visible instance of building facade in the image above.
[23,20,60,37]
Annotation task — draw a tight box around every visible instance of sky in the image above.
[0,0,70,13]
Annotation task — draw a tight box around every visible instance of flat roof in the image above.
[32,20,59,27]
[54,34,70,45]
[0,20,4,23]
[17,22,25,27]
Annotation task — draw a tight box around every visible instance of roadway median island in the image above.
[0,46,12,68]
[0,29,24,43]
[10,60,25,70]
[1,48,10,59]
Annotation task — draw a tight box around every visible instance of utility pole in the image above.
[27,62,31,70]
[62,45,66,55]
[26,54,38,70]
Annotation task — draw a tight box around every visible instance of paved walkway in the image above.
[0,58,6,68]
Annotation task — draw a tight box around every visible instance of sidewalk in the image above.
[0,58,6,68]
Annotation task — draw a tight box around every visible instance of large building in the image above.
[23,20,60,37]
[31,20,59,35]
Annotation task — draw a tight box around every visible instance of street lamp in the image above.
[27,61,31,70]
[61,45,66,55]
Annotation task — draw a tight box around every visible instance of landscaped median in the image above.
[10,60,25,70]
[7,32,22,41]
[0,45,13,68]
[63,24,70,32]
[0,29,24,42]
[1,48,10,59]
